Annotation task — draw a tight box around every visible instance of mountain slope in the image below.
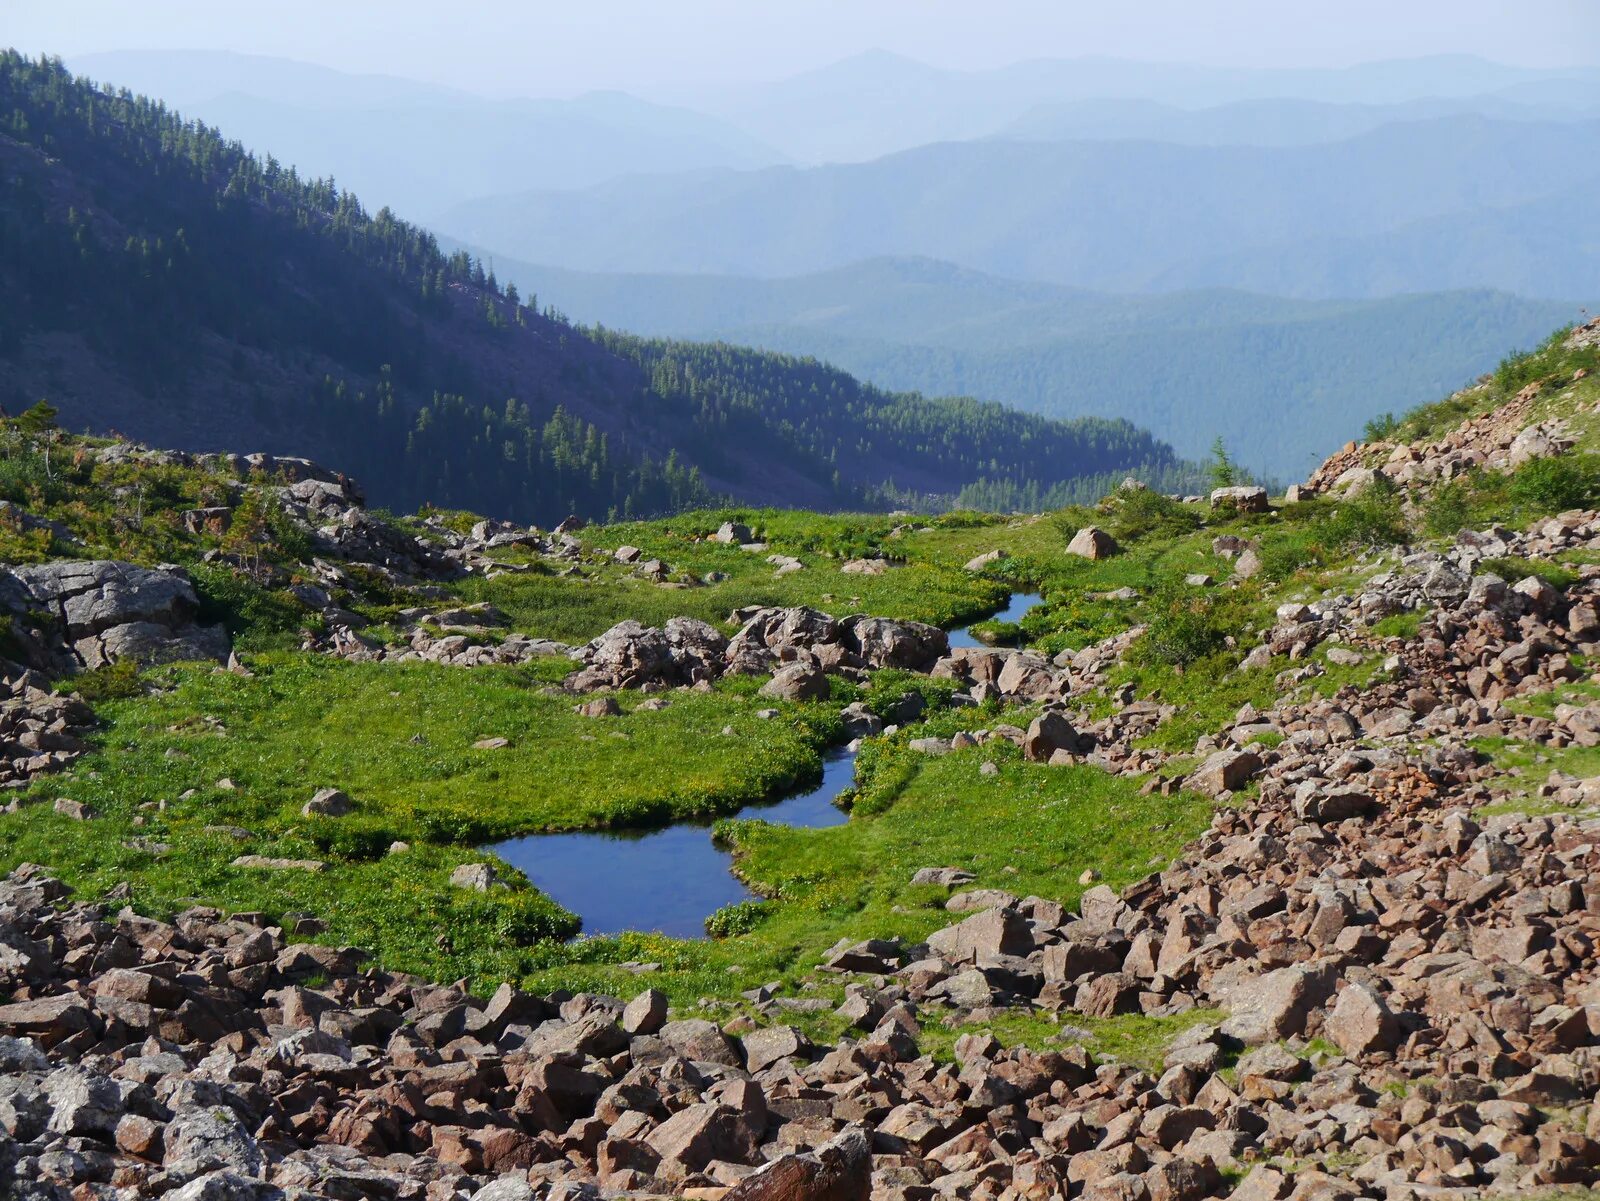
[480,255,1587,476]
[436,116,1600,297]
[0,53,1188,522]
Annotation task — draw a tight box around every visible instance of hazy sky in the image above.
[8,0,1599,96]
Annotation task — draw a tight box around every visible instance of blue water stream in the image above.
[491,591,1045,937]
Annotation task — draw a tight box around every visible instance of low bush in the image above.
[1508,455,1600,514]
[704,899,773,939]
[1135,586,1243,667]
[59,659,143,701]
[1318,479,1409,551]
[1102,488,1203,543]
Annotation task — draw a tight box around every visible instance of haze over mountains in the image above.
[53,46,1600,482]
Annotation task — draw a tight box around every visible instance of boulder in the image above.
[1324,982,1400,1056]
[760,663,830,702]
[1209,487,1269,513]
[1024,710,1085,762]
[644,1102,760,1177]
[1187,749,1261,797]
[1219,963,1336,1044]
[926,906,1032,964]
[302,787,353,818]
[450,863,499,892]
[724,1127,871,1201]
[1067,526,1119,560]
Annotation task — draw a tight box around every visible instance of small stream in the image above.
[491,748,857,939]
[946,592,1044,649]
[491,591,1046,938]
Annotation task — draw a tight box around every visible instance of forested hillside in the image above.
[0,53,1195,522]
[486,255,1583,475]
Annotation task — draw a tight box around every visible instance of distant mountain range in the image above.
[657,49,1599,162]
[478,255,1587,477]
[436,116,1600,300]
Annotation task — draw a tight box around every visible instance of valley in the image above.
[2,21,1600,1201]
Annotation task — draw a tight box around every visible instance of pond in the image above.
[946,592,1045,649]
[491,591,1044,938]
[490,746,857,939]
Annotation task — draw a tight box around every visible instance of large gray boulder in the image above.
[839,615,948,671]
[6,560,229,670]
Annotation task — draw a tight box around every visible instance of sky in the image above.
[7,0,1599,97]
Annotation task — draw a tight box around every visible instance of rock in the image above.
[840,558,888,575]
[471,1177,538,1201]
[1188,749,1261,797]
[911,867,976,888]
[576,697,621,718]
[8,559,230,670]
[1067,527,1119,560]
[166,1172,283,1201]
[744,1025,813,1072]
[622,988,668,1036]
[724,1126,870,1200]
[0,994,96,1046]
[760,663,830,702]
[965,550,1008,572]
[1209,486,1269,513]
[711,522,753,544]
[116,1112,165,1160]
[1077,972,1142,1017]
[1329,467,1385,497]
[840,615,948,671]
[645,1102,760,1177]
[43,1066,122,1137]
[450,863,499,891]
[926,907,1032,964]
[230,855,326,872]
[1219,963,1336,1044]
[164,1107,262,1180]
[1024,710,1084,762]
[1324,982,1399,1056]
[302,787,353,817]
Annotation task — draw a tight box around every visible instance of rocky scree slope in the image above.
[10,527,1600,1200]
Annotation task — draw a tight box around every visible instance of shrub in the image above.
[1362,412,1400,442]
[1422,479,1476,537]
[1103,487,1203,542]
[1493,347,1543,393]
[190,564,306,641]
[1319,479,1409,551]
[305,820,394,861]
[704,899,773,939]
[1508,455,1599,514]
[59,659,143,701]
[1254,533,1324,581]
[1136,587,1240,667]
[1480,556,1579,591]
